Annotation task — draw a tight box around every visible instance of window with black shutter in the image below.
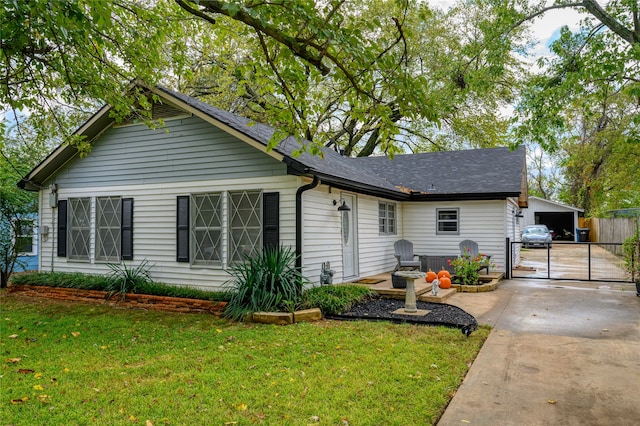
[57,200,67,257]
[121,198,134,260]
[263,192,279,249]
[176,196,190,262]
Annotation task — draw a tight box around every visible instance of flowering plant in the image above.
[448,249,493,285]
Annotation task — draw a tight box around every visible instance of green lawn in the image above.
[1,294,488,425]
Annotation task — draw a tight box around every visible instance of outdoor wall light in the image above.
[49,184,58,208]
[333,198,351,211]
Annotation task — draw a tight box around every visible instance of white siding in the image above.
[403,200,508,273]
[300,186,344,284]
[301,189,513,284]
[50,116,286,188]
[39,176,298,290]
[301,188,404,284]
[356,195,402,276]
[506,198,522,268]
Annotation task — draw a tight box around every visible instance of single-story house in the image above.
[18,84,528,290]
[521,196,583,240]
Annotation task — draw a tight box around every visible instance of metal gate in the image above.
[508,240,633,282]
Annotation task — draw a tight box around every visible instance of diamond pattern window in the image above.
[191,193,223,265]
[69,198,91,261]
[96,197,122,262]
[229,191,262,263]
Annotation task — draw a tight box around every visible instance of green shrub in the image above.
[134,281,230,301]
[8,271,227,301]
[222,246,308,321]
[10,271,112,289]
[300,284,375,315]
[106,260,153,300]
[622,225,640,282]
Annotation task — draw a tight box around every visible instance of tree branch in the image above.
[177,0,331,74]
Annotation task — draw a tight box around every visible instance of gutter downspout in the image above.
[295,175,319,271]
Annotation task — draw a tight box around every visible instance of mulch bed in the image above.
[326,296,478,336]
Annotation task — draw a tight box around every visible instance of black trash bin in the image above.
[576,228,590,242]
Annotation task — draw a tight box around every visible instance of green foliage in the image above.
[10,271,112,289]
[1,0,192,125]
[8,271,228,301]
[622,222,640,283]
[514,20,640,214]
[1,296,489,425]
[299,284,376,315]
[449,251,493,285]
[105,260,153,300]
[222,246,308,321]
[176,0,527,155]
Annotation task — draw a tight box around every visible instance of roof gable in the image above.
[20,84,527,203]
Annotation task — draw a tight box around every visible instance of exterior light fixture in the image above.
[333,198,351,211]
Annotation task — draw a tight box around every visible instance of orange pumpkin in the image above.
[439,276,452,289]
[437,267,451,279]
[426,269,437,283]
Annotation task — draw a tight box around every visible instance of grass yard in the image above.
[1,293,489,425]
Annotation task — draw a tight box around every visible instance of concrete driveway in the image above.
[438,279,640,426]
[512,243,628,281]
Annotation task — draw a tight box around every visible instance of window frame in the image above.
[187,190,265,267]
[68,197,92,262]
[378,201,397,235]
[95,196,122,262]
[13,218,36,256]
[190,192,224,267]
[228,190,263,264]
[436,208,460,235]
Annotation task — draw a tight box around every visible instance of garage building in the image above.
[521,196,584,241]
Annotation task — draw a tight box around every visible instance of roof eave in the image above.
[17,104,114,191]
[409,191,523,202]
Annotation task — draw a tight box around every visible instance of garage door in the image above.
[535,212,574,240]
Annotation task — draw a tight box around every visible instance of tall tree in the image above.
[1,0,193,136]
[0,114,56,286]
[176,0,528,156]
[507,0,639,214]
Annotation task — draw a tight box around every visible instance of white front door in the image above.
[341,194,357,279]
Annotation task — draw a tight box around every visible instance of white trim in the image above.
[528,196,584,212]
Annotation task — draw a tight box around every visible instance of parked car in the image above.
[521,225,553,248]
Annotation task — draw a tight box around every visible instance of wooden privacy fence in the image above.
[579,217,640,255]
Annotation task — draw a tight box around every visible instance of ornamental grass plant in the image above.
[222,245,308,321]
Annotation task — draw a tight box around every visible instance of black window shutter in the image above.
[176,196,190,262]
[121,198,134,260]
[57,200,67,257]
[263,192,279,249]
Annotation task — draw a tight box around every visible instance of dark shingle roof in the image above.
[163,86,526,200]
[159,86,400,195]
[352,147,526,196]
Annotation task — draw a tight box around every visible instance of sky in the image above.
[430,0,585,59]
